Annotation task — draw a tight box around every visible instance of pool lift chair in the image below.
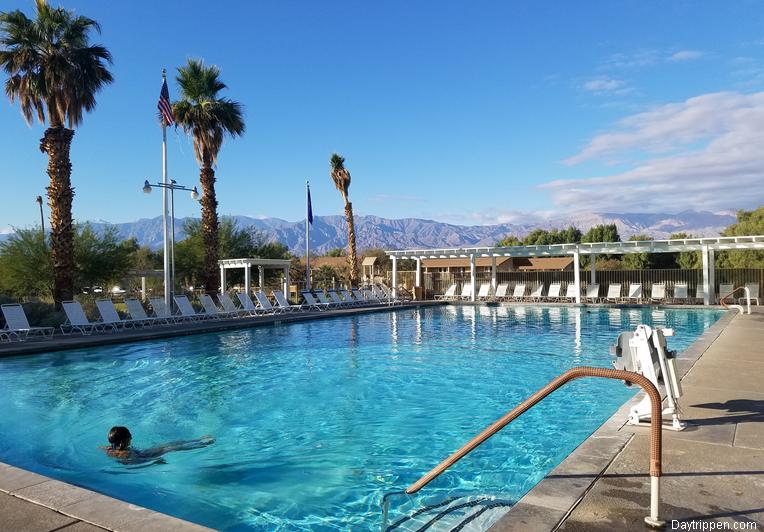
[611,324,686,431]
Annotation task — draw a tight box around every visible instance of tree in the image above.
[496,235,522,247]
[74,225,135,289]
[522,226,582,246]
[172,59,245,293]
[326,247,347,257]
[0,228,52,298]
[329,154,359,285]
[582,224,621,244]
[1,0,113,306]
[717,206,764,268]
[670,232,701,269]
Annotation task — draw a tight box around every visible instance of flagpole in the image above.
[161,68,171,310]
[306,180,311,291]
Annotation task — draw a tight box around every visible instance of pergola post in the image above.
[219,265,226,294]
[470,254,476,302]
[141,276,147,301]
[392,256,398,298]
[258,266,265,290]
[590,253,597,284]
[415,258,421,288]
[709,248,715,304]
[244,265,251,295]
[702,245,711,305]
[573,250,581,304]
[283,266,290,297]
[491,255,497,293]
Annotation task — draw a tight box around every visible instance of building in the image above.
[421,256,574,274]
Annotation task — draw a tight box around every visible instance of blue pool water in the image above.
[0,306,723,530]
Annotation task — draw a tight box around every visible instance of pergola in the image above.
[218,258,292,295]
[386,235,764,305]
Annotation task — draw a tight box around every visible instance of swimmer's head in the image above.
[108,426,132,450]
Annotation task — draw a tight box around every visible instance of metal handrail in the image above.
[405,366,666,527]
[719,286,751,315]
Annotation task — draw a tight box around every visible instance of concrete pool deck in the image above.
[491,306,763,531]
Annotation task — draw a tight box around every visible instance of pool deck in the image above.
[490,307,764,531]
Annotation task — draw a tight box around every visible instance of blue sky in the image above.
[2,0,764,231]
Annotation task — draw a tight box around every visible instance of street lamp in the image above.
[143,179,200,300]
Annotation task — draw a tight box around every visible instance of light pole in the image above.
[35,196,45,249]
[143,180,200,300]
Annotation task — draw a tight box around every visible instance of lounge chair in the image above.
[301,290,330,311]
[1,303,54,340]
[458,283,473,301]
[605,284,622,303]
[62,300,108,335]
[125,298,167,326]
[364,288,386,305]
[510,283,526,302]
[352,288,372,305]
[219,292,256,317]
[585,283,600,303]
[694,285,705,304]
[96,299,142,329]
[622,283,643,304]
[672,283,689,304]
[545,283,561,302]
[718,284,735,304]
[435,284,458,301]
[339,288,363,307]
[327,289,353,307]
[316,290,343,309]
[373,284,400,305]
[494,283,510,301]
[562,283,578,302]
[149,297,185,323]
[273,290,303,312]
[236,292,263,315]
[252,291,281,314]
[477,283,491,301]
[174,295,210,320]
[199,294,238,319]
[648,284,666,304]
[526,284,544,302]
[379,283,408,302]
[738,283,760,306]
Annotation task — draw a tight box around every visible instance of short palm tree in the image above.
[0,0,113,305]
[172,59,244,293]
[329,154,359,285]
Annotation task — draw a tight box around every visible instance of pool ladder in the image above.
[385,366,666,530]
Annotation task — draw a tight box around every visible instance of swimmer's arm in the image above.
[138,436,215,458]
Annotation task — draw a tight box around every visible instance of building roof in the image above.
[421,257,513,268]
[362,256,377,266]
[513,256,574,271]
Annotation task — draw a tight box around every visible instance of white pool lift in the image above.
[611,324,686,431]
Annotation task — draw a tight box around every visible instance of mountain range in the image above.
[47,210,736,254]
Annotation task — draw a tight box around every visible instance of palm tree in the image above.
[329,154,359,285]
[172,59,244,293]
[0,0,113,306]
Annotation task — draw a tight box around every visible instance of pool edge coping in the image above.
[487,308,736,532]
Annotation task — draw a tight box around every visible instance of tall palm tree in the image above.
[172,59,244,293]
[0,0,113,306]
[329,154,358,285]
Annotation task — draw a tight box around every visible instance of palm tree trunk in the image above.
[40,126,75,308]
[199,161,220,293]
[344,201,359,285]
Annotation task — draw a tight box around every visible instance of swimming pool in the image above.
[0,306,724,530]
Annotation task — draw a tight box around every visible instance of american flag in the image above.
[157,79,174,125]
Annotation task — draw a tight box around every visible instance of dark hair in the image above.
[108,426,132,450]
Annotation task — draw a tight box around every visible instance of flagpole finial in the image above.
[162,68,167,79]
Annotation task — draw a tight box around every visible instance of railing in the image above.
[401,366,666,528]
[719,286,751,315]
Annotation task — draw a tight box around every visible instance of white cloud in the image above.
[544,91,764,212]
[581,77,632,96]
[668,50,703,62]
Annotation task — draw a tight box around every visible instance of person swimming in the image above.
[103,426,214,464]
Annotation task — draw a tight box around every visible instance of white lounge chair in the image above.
[174,295,210,320]
[273,290,303,312]
[301,290,330,311]
[585,283,600,303]
[379,283,407,302]
[125,298,167,326]
[545,283,562,302]
[96,299,140,329]
[62,300,107,335]
[562,283,578,302]
[494,283,510,301]
[435,284,458,301]
[199,294,237,319]
[1,303,54,340]
[526,284,544,302]
[510,283,526,302]
[149,297,185,323]
[219,292,255,317]
[672,283,689,304]
[458,283,473,301]
[649,284,666,303]
[605,284,622,303]
[477,283,491,301]
[718,284,735,304]
[236,292,262,315]
[694,285,705,304]
[253,291,281,314]
[738,283,760,306]
[622,283,643,303]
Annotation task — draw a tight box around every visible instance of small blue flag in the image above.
[307,185,313,225]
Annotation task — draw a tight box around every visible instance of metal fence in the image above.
[386,269,764,300]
